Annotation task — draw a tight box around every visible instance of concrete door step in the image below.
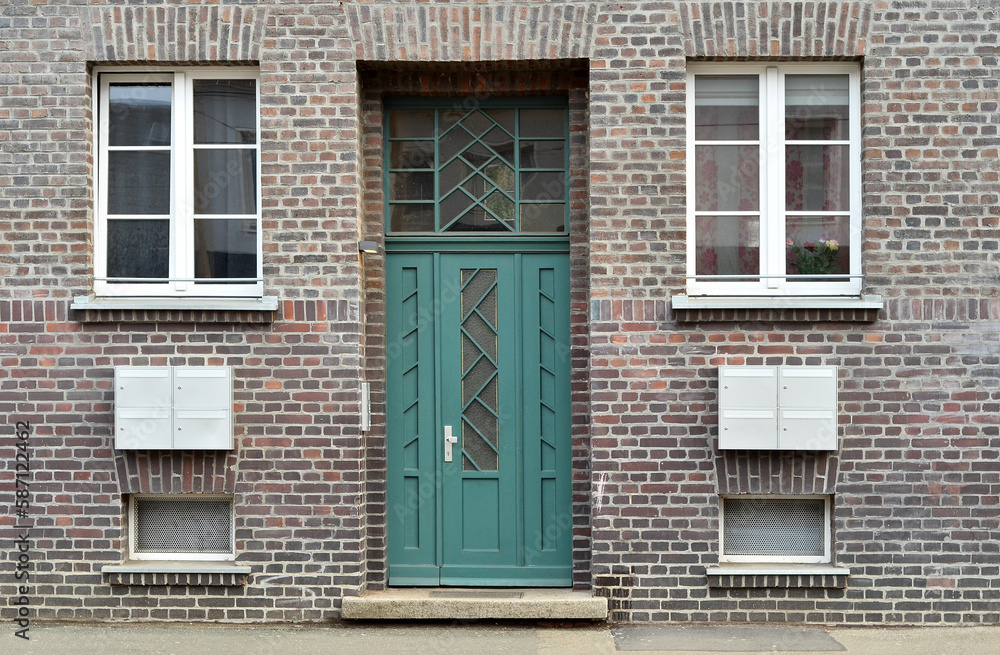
[341,588,608,620]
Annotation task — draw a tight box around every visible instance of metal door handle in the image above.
[444,425,457,462]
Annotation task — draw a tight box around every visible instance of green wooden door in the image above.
[386,249,571,586]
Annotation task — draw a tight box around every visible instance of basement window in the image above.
[720,495,830,564]
[130,495,234,561]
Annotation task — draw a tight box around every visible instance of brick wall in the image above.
[1,0,998,625]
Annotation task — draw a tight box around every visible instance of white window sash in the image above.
[686,63,862,297]
[94,67,262,298]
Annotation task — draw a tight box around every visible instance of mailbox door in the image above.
[174,409,231,449]
[719,409,778,449]
[720,366,778,408]
[173,367,231,409]
[115,367,171,409]
[779,409,838,450]
[116,408,171,449]
[778,366,837,409]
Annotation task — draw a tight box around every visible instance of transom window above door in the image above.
[685,63,862,298]
[385,99,568,234]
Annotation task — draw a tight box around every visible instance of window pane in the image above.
[389,110,434,138]
[439,127,474,165]
[389,141,434,169]
[484,109,515,134]
[193,79,257,145]
[520,171,565,201]
[520,204,566,232]
[194,219,258,281]
[441,189,474,223]
[785,75,849,141]
[694,215,760,278]
[519,109,563,138]
[107,151,171,215]
[483,191,515,226]
[482,126,515,164]
[108,83,171,147]
[483,161,515,193]
[785,215,851,277]
[193,150,257,215]
[694,145,759,212]
[520,140,565,169]
[390,204,434,232]
[441,159,473,193]
[390,171,434,201]
[785,145,850,212]
[694,75,759,141]
[444,206,510,232]
[107,219,169,281]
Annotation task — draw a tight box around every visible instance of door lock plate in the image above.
[444,425,457,462]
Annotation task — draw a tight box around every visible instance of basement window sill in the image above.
[102,561,251,587]
[706,564,850,589]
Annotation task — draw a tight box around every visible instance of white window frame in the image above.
[129,494,235,562]
[686,63,862,297]
[719,494,832,565]
[94,67,262,298]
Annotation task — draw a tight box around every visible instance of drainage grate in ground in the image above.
[429,591,524,599]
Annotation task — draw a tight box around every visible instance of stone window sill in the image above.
[706,564,850,589]
[102,561,251,586]
[672,294,883,322]
[71,295,278,323]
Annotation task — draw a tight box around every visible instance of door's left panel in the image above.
[386,253,440,585]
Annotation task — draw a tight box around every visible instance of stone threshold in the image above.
[341,588,608,621]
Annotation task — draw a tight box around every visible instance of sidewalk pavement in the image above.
[7,621,1000,655]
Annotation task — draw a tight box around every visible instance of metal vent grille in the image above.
[134,497,232,554]
[723,498,825,556]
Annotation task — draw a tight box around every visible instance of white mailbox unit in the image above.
[719,365,838,451]
[115,366,233,450]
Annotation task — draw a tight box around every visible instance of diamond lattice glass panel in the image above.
[462,175,491,200]
[482,127,515,164]
[483,191,515,227]
[441,160,473,193]
[463,404,498,471]
[441,190,475,223]
[445,207,510,232]
[440,128,473,164]
[483,161,515,192]
[462,111,494,137]
[387,104,567,234]
[462,142,493,167]
[461,269,500,471]
[134,497,233,554]
[462,269,497,326]
[723,498,825,556]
